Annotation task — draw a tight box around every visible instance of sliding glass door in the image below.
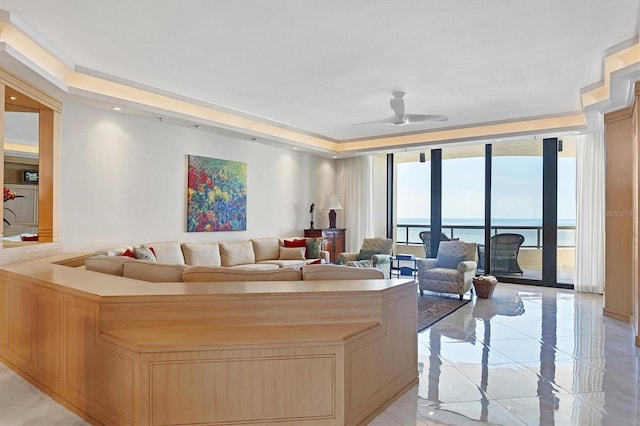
[390,137,575,288]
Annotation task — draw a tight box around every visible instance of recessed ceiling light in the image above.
[333,155,337,159]
[293,147,298,150]
[495,139,503,142]
[9,96,17,101]
[112,106,122,111]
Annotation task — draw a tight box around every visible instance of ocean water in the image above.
[397,218,576,247]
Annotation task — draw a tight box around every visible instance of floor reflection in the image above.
[372,283,640,426]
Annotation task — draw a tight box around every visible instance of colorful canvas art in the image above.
[187,155,247,232]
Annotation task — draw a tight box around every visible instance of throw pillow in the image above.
[121,249,136,258]
[283,239,307,248]
[309,258,322,265]
[357,249,381,261]
[436,253,466,269]
[305,237,322,259]
[133,246,157,262]
[279,246,306,260]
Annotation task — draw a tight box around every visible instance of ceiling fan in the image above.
[355,91,448,126]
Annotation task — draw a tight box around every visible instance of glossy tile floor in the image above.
[0,284,638,425]
[372,283,640,425]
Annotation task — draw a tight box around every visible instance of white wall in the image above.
[60,102,336,252]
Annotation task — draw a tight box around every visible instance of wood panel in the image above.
[150,354,336,425]
[65,299,135,425]
[604,107,635,322]
[12,281,34,364]
[35,287,60,383]
[0,277,9,351]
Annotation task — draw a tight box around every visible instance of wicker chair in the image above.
[478,233,525,275]
[418,231,451,258]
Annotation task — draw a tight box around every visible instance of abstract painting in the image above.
[187,155,247,232]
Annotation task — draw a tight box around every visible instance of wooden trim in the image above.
[604,106,633,123]
[37,109,58,243]
[0,68,61,113]
[603,307,633,323]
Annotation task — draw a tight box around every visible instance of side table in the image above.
[391,254,419,279]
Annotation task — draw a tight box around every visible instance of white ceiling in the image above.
[0,0,638,146]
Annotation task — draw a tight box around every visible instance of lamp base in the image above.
[328,209,337,228]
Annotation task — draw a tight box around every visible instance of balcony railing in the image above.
[396,223,576,249]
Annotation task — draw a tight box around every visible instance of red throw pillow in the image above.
[283,239,307,248]
[121,249,135,258]
[149,247,156,257]
[309,259,322,265]
[20,235,38,242]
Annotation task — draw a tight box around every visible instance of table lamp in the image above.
[322,194,342,229]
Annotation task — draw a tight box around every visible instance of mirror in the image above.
[3,87,39,247]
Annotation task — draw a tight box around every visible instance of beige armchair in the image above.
[417,240,477,300]
[337,237,393,278]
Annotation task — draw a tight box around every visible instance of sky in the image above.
[397,156,576,223]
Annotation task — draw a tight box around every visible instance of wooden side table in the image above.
[304,228,346,263]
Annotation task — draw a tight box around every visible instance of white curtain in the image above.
[336,156,374,252]
[575,133,605,294]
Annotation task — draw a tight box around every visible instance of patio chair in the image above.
[478,233,525,275]
[418,231,451,258]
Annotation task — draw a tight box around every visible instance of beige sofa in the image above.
[84,238,385,282]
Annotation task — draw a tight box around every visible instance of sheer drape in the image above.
[336,156,374,252]
[575,133,605,294]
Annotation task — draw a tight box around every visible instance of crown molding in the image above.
[0,11,635,156]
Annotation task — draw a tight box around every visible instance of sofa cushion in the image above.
[85,255,133,276]
[181,243,221,266]
[251,238,280,261]
[219,241,256,266]
[301,264,385,280]
[228,263,279,270]
[141,241,185,264]
[279,246,306,260]
[259,259,307,268]
[122,260,189,282]
[182,266,301,282]
[94,245,133,257]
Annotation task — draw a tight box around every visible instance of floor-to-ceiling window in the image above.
[395,151,430,255]
[557,138,576,285]
[442,145,485,244]
[391,137,576,288]
[491,140,544,280]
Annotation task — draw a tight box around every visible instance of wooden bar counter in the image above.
[0,256,418,425]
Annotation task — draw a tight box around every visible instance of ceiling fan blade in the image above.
[353,115,403,125]
[405,114,448,123]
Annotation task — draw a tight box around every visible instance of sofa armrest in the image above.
[317,250,330,263]
[371,254,391,266]
[416,258,438,272]
[337,252,359,264]
[458,260,477,273]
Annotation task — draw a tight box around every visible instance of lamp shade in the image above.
[322,194,343,211]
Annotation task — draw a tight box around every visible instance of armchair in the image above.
[417,240,477,300]
[337,237,393,278]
